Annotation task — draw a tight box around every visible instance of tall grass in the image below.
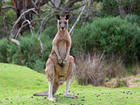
[74,52,127,86]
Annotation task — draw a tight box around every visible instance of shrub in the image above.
[101,0,119,17]
[0,38,17,63]
[74,52,126,86]
[74,52,106,86]
[104,78,128,88]
[0,32,52,72]
[124,14,140,26]
[72,16,140,63]
[16,34,52,71]
[101,0,140,17]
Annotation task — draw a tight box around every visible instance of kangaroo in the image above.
[33,14,78,102]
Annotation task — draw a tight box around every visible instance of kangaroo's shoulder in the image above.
[53,32,71,43]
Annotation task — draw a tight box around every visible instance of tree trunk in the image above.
[116,0,126,18]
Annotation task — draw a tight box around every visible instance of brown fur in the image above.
[33,14,77,102]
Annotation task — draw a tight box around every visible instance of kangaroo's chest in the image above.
[58,40,67,60]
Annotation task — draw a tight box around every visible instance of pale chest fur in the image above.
[53,33,71,61]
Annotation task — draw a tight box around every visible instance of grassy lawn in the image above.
[0,63,140,105]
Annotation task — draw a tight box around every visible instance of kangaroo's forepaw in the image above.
[63,59,67,65]
[58,58,62,64]
[58,59,63,66]
[61,62,65,67]
[64,94,78,99]
[48,97,57,102]
[58,59,66,67]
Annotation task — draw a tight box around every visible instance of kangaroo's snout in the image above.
[59,81,64,85]
[61,27,64,30]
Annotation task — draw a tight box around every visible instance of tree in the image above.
[0,0,85,46]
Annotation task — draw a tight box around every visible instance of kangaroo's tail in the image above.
[33,91,48,96]
[33,82,59,96]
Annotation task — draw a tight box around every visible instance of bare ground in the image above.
[104,75,140,88]
[125,76,140,87]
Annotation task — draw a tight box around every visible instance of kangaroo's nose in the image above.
[59,81,63,85]
[61,27,64,30]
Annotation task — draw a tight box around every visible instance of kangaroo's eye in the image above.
[59,22,61,24]
[64,22,67,24]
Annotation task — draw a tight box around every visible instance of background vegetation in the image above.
[0,0,140,86]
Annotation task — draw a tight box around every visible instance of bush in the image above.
[0,32,52,72]
[0,38,17,63]
[72,16,140,63]
[74,52,126,86]
[101,0,119,17]
[124,14,140,26]
[16,34,52,71]
[74,52,106,86]
[101,0,140,17]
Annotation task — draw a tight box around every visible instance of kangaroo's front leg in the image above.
[62,44,71,66]
[53,42,62,65]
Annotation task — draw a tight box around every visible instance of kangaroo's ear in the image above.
[55,14,60,20]
[65,14,71,20]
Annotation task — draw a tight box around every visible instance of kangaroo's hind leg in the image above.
[64,56,78,99]
[45,58,59,102]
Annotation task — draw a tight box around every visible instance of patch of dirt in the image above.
[124,76,140,87]
[104,75,140,88]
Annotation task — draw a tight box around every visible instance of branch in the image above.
[10,38,20,46]
[81,0,94,29]
[10,17,43,46]
[35,0,50,7]
[15,20,31,39]
[38,36,44,53]
[116,0,126,18]
[0,0,2,15]
[30,0,39,10]
[69,4,86,35]
[49,0,57,9]
[13,8,38,28]
[10,8,38,39]
[2,5,16,12]
[59,0,84,16]
[37,12,53,36]
[66,0,83,8]
[58,0,63,9]
[69,3,86,11]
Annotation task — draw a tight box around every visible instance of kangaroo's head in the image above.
[55,14,71,31]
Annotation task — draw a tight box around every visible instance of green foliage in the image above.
[41,25,57,39]
[0,1,16,38]
[72,16,140,63]
[0,32,52,71]
[101,0,119,16]
[114,79,128,88]
[100,0,140,17]
[124,14,140,25]
[0,38,17,63]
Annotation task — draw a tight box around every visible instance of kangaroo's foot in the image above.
[48,97,57,102]
[64,94,78,99]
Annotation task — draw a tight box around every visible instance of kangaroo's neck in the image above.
[57,29,69,35]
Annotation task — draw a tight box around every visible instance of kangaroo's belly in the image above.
[58,41,66,60]
[54,64,69,85]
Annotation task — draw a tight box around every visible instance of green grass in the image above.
[0,63,140,105]
[135,79,140,83]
